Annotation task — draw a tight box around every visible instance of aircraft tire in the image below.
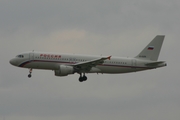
[83,76,87,81]
[28,74,32,78]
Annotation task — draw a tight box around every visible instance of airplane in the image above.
[10,35,167,82]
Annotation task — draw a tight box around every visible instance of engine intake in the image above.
[55,65,74,76]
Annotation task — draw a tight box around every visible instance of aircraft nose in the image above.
[9,59,17,66]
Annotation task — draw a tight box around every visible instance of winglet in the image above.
[107,56,111,60]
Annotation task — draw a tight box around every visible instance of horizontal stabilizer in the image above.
[145,61,167,67]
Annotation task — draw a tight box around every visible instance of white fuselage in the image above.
[10,51,157,74]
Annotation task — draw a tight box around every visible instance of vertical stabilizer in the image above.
[135,35,165,61]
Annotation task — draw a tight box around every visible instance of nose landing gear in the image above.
[28,68,32,78]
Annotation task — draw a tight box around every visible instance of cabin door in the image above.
[29,52,34,60]
[131,59,136,68]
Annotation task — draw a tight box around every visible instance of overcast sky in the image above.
[0,0,180,120]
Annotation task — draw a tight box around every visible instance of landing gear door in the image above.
[29,52,34,60]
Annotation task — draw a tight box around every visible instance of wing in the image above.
[72,56,111,72]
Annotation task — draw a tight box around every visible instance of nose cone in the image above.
[9,58,17,66]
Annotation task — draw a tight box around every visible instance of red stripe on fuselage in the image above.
[19,60,152,69]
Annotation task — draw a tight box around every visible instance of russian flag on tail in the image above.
[148,46,154,50]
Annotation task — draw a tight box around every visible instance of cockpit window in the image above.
[16,55,24,58]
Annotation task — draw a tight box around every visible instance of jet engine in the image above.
[55,65,74,76]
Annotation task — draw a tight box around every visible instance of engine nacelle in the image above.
[55,65,74,76]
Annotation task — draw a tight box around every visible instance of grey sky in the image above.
[0,0,180,120]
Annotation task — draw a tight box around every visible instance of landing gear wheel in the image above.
[82,76,87,81]
[79,77,84,82]
[28,74,32,78]
[78,73,88,82]
[28,68,32,78]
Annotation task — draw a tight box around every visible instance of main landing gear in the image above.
[79,73,87,82]
[28,68,32,78]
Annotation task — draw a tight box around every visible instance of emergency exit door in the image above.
[29,52,34,60]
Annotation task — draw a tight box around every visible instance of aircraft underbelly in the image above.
[97,65,147,73]
[97,66,133,73]
[24,61,58,70]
